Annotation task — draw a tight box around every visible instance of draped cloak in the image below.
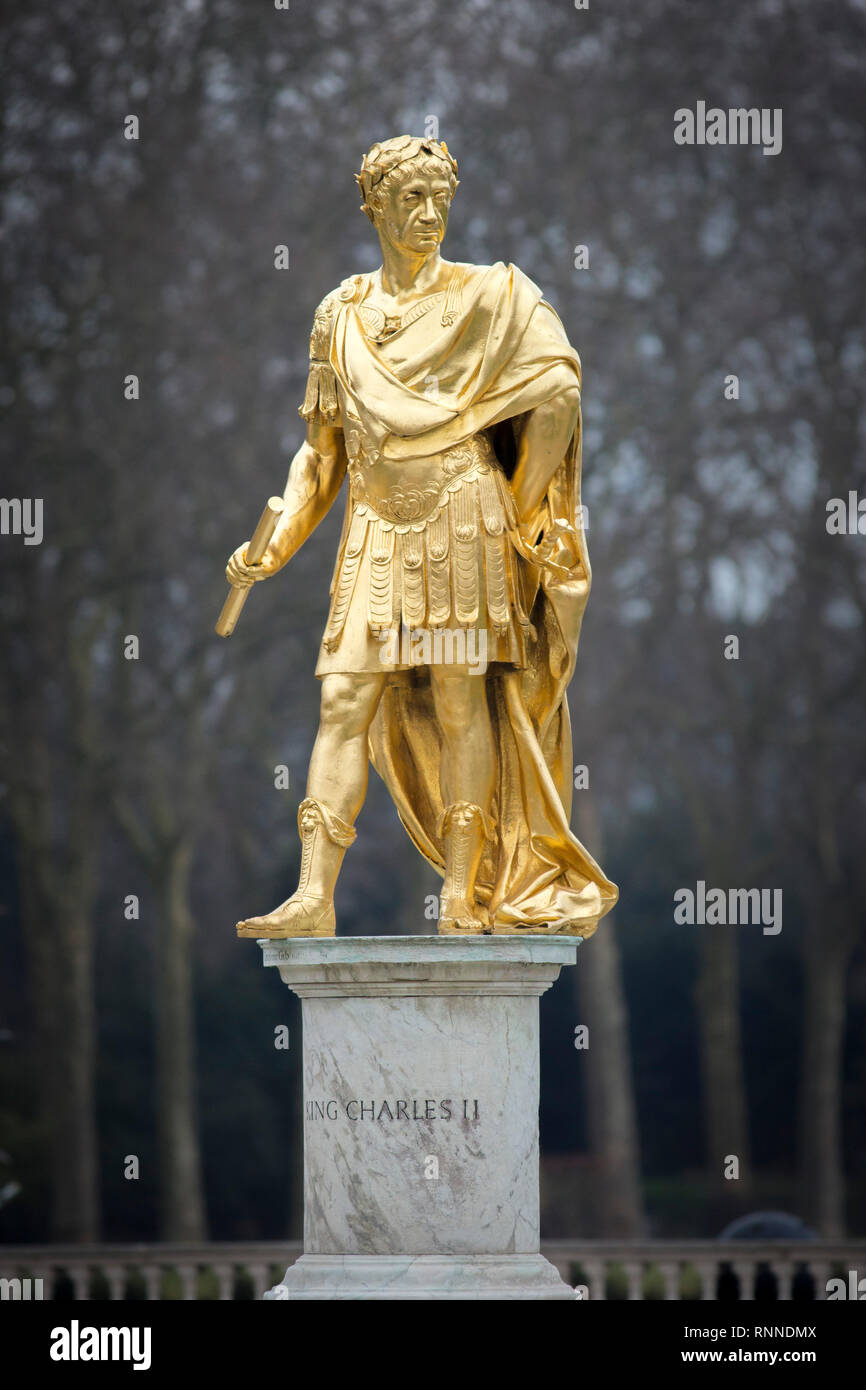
[305,260,618,936]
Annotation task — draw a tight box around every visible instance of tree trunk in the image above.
[573,794,644,1236]
[19,860,98,1239]
[695,928,752,1196]
[797,912,853,1236]
[154,839,206,1241]
[53,888,100,1240]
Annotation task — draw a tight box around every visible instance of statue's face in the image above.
[375,170,452,255]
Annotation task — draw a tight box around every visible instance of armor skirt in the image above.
[315,435,532,676]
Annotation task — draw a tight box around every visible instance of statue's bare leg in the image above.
[237,672,386,938]
[429,664,496,934]
[306,671,386,824]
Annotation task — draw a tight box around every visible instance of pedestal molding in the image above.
[265,1253,575,1301]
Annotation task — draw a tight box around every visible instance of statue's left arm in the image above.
[509,367,580,530]
[496,276,582,543]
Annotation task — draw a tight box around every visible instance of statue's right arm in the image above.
[225,417,347,586]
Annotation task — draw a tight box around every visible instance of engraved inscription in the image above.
[305,1097,480,1122]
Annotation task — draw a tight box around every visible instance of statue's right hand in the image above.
[225,542,279,588]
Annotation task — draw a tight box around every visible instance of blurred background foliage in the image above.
[0,0,864,1243]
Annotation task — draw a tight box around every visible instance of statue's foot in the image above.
[236,893,336,939]
[438,896,490,935]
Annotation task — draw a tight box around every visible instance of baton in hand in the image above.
[215,496,284,637]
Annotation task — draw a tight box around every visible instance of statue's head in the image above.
[356,136,459,255]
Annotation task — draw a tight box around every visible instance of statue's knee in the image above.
[433,674,483,739]
[320,676,370,734]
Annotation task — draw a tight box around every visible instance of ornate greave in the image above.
[296,796,357,897]
[236,796,356,939]
[438,801,493,934]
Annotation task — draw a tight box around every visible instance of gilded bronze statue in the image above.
[223,136,617,938]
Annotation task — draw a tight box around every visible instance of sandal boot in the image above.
[237,796,356,938]
[437,801,492,935]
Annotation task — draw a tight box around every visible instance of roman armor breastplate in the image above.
[344,429,498,528]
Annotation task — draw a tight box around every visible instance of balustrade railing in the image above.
[0,1240,862,1300]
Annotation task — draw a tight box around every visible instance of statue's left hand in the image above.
[524,519,581,573]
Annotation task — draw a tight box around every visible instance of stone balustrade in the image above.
[1,1240,862,1300]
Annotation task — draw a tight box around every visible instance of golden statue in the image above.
[223,136,618,939]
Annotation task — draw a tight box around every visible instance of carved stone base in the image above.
[259,935,579,1301]
[265,1253,575,1300]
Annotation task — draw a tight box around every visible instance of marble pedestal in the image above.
[259,935,578,1300]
